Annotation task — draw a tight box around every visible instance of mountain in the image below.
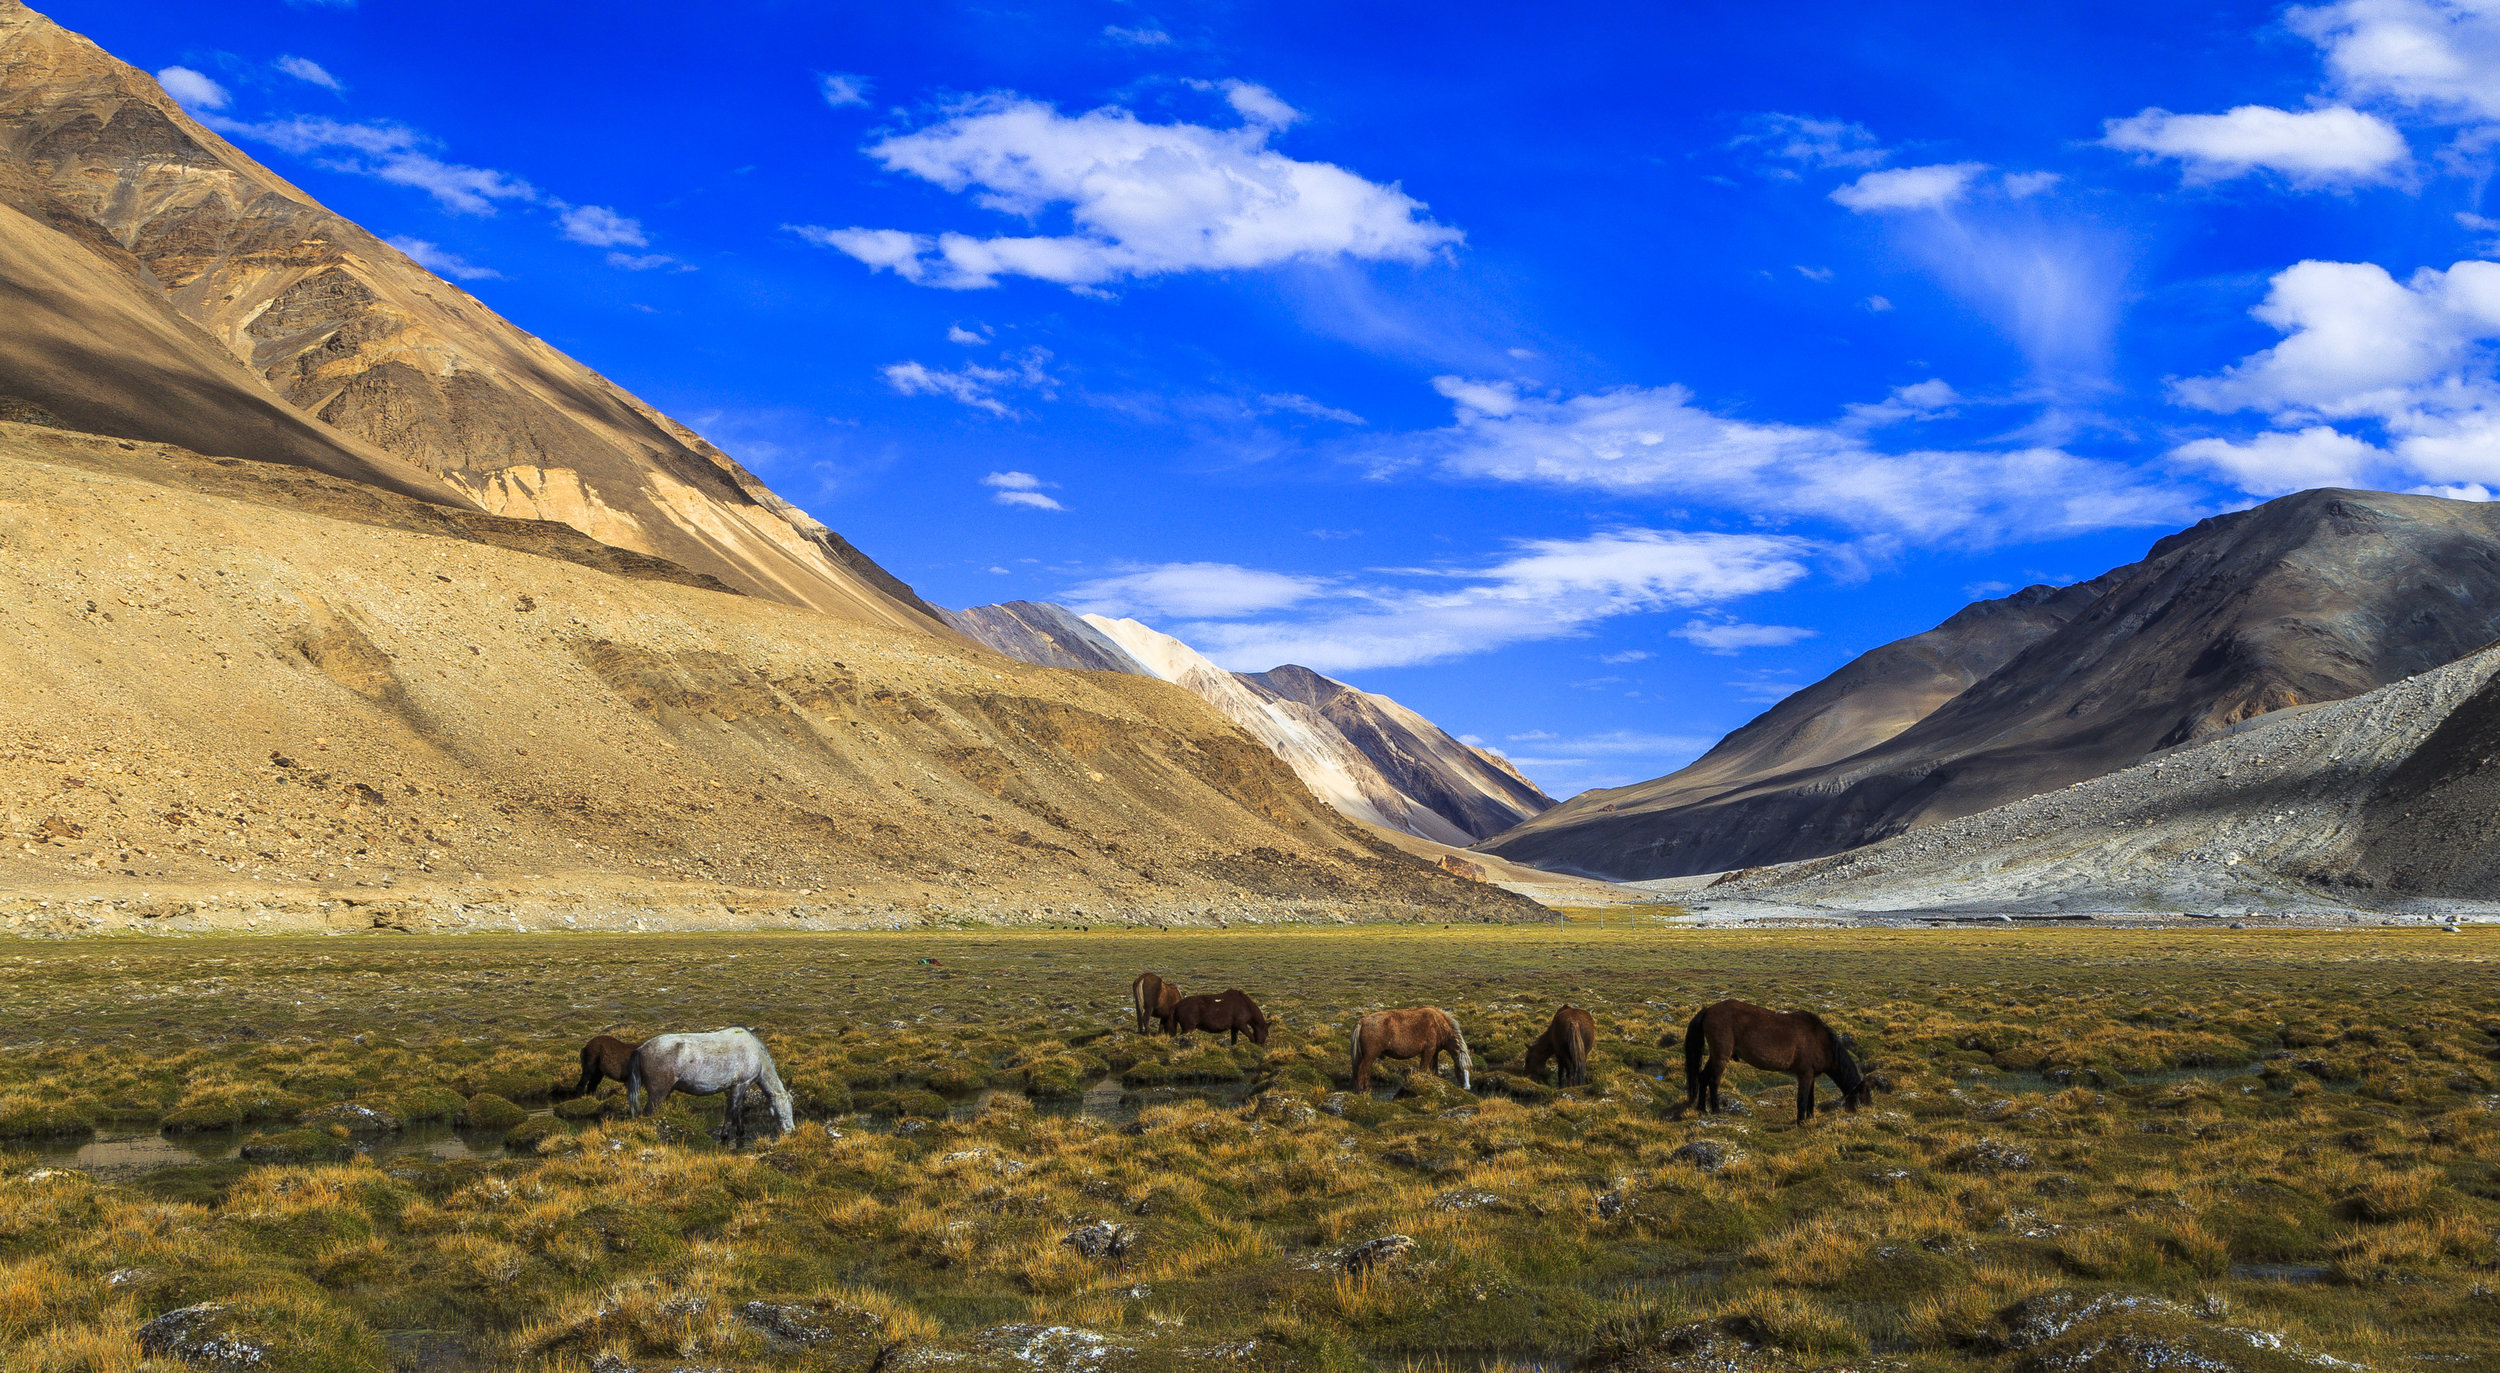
[1702,639,2500,916]
[940,601,1150,674]
[0,1,946,633]
[1486,488,2500,880]
[1241,664,1556,840]
[943,603,1554,843]
[0,421,1538,932]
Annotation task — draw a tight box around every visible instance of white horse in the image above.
[626,1028,795,1143]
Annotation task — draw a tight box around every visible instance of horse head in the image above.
[1829,1033,1875,1112]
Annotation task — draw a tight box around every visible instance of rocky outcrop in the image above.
[0,1,949,633]
[1243,664,1555,840]
[1489,489,2500,880]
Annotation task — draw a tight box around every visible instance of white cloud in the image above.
[2293,0,2500,124]
[1841,378,1961,428]
[980,471,1065,511]
[1830,162,1990,212]
[606,252,683,271]
[1405,377,2192,545]
[1673,620,1819,653]
[946,324,990,344]
[2170,426,2380,495]
[792,91,1459,289]
[1103,24,1173,45]
[274,55,343,91]
[156,66,229,110]
[202,116,535,213]
[2002,170,2062,198]
[1258,392,1365,424]
[2100,105,2408,185]
[1866,294,1894,311]
[1795,264,1834,282]
[1066,562,1328,618]
[2172,258,2500,418]
[2171,255,2500,494]
[880,348,1055,417]
[1597,650,1652,663]
[1728,113,1888,170]
[559,205,647,247]
[386,236,500,281]
[1163,529,1816,672]
[819,73,871,108]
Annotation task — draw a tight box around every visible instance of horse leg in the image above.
[1353,1040,1377,1092]
[724,1083,746,1144]
[1796,1070,1813,1123]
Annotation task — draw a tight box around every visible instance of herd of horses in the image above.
[572,973,1871,1144]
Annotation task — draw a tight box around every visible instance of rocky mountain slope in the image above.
[940,601,1149,674]
[1702,641,2500,916]
[0,1,947,633]
[1487,489,2500,880]
[944,602,1553,844]
[0,421,1535,933]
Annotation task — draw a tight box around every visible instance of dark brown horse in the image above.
[1172,989,1268,1045]
[1524,1005,1595,1087]
[1132,971,1182,1035]
[1676,999,1871,1122]
[574,1034,639,1096]
[1351,1007,1471,1091]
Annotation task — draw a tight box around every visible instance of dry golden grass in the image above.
[0,926,2494,1369]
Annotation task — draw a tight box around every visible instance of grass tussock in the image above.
[0,925,2495,1369]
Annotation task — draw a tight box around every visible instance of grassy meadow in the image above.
[1,925,2496,1371]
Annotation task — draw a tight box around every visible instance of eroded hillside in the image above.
[0,424,1532,933]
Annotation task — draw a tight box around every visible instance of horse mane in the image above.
[1442,1009,1471,1081]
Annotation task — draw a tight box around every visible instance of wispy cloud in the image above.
[1106,528,1816,672]
[1067,562,1328,618]
[1398,375,2193,545]
[980,470,1065,510]
[1831,162,1991,212]
[386,236,500,281]
[558,205,646,247]
[819,73,871,108]
[155,66,229,111]
[1727,113,1888,172]
[274,55,343,92]
[1672,619,1818,653]
[879,348,1055,417]
[202,115,536,214]
[1103,24,1172,45]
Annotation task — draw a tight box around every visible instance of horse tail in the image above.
[1132,976,1148,1032]
[1683,1009,1707,1100]
[1349,1016,1367,1084]
[1446,1012,1472,1091]
[626,1051,647,1118]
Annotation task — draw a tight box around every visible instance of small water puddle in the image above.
[19,1115,542,1178]
[2230,1263,2332,1283]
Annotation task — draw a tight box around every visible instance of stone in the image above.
[136,1304,269,1367]
[1341,1234,1414,1273]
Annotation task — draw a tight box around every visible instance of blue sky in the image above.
[73,0,2500,796]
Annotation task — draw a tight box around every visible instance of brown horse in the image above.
[1351,1007,1472,1091]
[1676,999,1871,1123]
[574,1034,639,1096]
[1523,1005,1595,1087]
[1172,989,1268,1045]
[1132,971,1182,1035]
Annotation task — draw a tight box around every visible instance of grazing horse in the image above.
[1132,971,1182,1035]
[1523,1005,1596,1087]
[627,1028,796,1144]
[1675,999,1872,1123]
[1351,1007,1471,1092]
[572,1034,639,1097]
[1172,989,1269,1045]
